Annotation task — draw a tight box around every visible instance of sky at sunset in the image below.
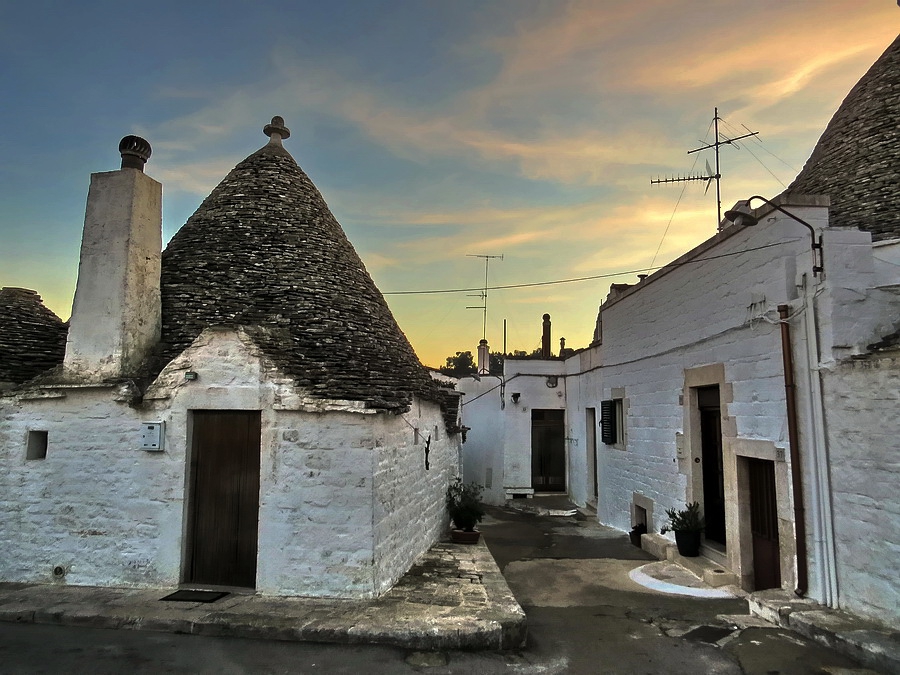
[1,1,897,368]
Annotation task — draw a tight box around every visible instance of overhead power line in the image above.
[383,241,786,296]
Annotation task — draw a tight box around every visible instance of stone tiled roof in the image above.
[0,287,68,388]
[157,124,450,415]
[786,34,900,241]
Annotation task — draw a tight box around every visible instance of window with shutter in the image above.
[600,400,616,444]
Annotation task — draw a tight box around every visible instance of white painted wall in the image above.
[575,208,810,537]
[373,397,458,595]
[459,359,567,503]
[1,328,461,599]
[0,386,184,587]
[458,375,506,504]
[501,360,567,499]
[821,350,900,626]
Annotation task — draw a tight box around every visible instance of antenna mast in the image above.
[651,107,758,230]
[466,254,503,340]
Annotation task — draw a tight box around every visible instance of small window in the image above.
[600,399,625,447]
[26,430,48,460]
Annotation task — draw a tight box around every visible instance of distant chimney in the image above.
[64,136,162,381]
[477,339,489,375]
[541,314,551,358]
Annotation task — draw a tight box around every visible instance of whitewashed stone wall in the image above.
[1,328,461,599]
[0,386,182,587]
[580,211,809,536]
[373,397,458,595]
[822,351,900,626]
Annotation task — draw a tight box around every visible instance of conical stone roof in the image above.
[786,34,900,241]
[159,118,443,413]
[0,287,68,388]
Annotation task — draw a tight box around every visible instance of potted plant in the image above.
[446,478,486,544]
[629,522,647,547]
[661,501,705,557]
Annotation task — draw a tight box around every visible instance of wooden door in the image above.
[748,457,781,590]
[585,408,598,502]
[698,386,726,546]
[187,411,261,588]
[531,409,566,492]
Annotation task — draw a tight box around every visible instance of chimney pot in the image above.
[541,314,552,359]
[118,135,152,171]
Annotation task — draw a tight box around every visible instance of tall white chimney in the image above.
[477,338,490,375]
[63,136,161,380]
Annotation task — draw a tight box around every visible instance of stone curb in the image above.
[0,539,527,652]
[749,589,899,674]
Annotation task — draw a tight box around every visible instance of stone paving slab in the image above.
[0,539,526,651]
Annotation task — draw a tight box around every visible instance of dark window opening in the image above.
[26,431,48,460]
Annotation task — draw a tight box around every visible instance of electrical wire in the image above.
[383,241,785,296]
[720,118,798,177]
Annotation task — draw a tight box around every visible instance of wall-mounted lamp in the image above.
[511,392,521,404]
[724,196,823,276]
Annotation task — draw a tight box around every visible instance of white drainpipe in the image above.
[802,275,839,607]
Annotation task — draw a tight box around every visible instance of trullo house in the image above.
[0,117,461,599]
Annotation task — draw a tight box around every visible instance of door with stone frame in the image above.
[748,457,781,590]
[187,410,261,588]
[531,409,566,492]
[697,386,726,547]
[585,407,599,504]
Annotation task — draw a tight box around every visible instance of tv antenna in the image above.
[465,254,503,340]
[651,107,758,230]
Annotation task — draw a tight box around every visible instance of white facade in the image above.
[459,358,566,504]
[820,347,899,626]
[1,328,458,598]
[460,195,900,625]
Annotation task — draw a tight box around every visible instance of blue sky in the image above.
[1,1,897,367]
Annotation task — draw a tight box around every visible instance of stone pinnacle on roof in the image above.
[263,116,290,146]
[158,116,447,414]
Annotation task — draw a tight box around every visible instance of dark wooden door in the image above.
[585,408,598,501]
[531,409,566,492]
[748,457,781,590]
[188,411,261,588]
[698,386,726,546]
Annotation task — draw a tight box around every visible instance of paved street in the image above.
[0,502,876,674]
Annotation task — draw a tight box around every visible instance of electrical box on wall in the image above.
[140,422,165,451]
[675,432,685,459]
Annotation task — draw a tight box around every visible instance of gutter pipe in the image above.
[778,304,809,596]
